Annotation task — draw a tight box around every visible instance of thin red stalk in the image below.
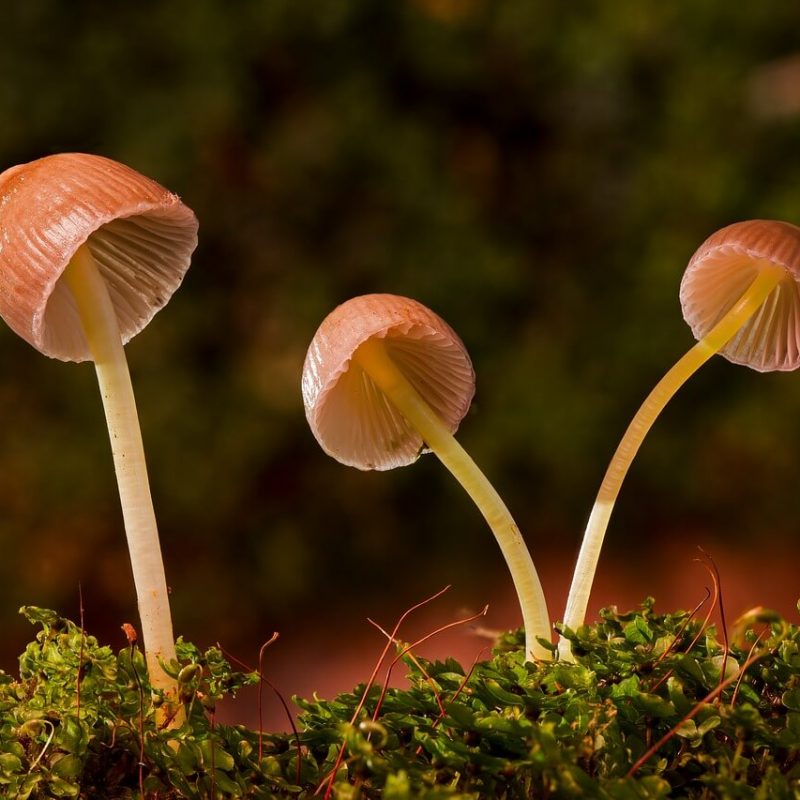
[353,615,478,799]
[353,606,487,800]
[122,624,146,797]
[649,563,722,698]
[370,616,489,759]
[371,606,489,722]
[351,586,452,724]
[76,584,85,720]
[257,633,280,762]
[649,588,711,695]
[655,589,710,666]
[696,549,729,686]
[218,643,301,782]
[415,647,488,757]
[694,564,720,651]
[731,628,768,707]
[366,618,445,719]
[315,586,452,799]
[367,606,490,720]
[444,649,485,707]
[627,638,767,778]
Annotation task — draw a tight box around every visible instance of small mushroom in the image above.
[0,153,198,713]
[559,220,798,660]
[303,293,551,660]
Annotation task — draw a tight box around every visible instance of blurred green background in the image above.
[2,0,800,713]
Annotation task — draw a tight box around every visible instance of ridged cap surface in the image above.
[0,152,198,361]
[302,294,476,470]
[680,219,800,371]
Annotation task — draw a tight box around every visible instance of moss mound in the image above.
[1,601,798,798]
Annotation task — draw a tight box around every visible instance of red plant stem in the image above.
[649,588,711,695]
[257,633,280,762]
[731,630,766,708]
[370,606,489,723]
[415,648,487,757]
[655,589,711,666]
[656,562,722,692]
[696,549,730,688]
[316,586,452,798]
[217,642,302,780]
[369,615,490,759]
[77,584,85,720]
[119,623,146,792]
[366,618,446,718]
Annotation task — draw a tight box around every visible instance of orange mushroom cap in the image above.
[0,152,198,362]
[680,220,800,372]
[302,294,476,470]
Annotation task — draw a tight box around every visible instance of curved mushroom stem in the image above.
[559,264,786,661]
[62,243,182,724]
[353,337,551,661]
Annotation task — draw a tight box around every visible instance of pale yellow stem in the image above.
[559,265,786,661]
[62,244,182,723]
[353,337,551,661]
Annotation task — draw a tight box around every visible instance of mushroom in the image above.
[559,219,799,660]
[302,293,551,660]
[0,153,198,714]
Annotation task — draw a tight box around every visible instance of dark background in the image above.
[2,1,800,726]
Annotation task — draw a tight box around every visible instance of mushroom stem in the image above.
[559,264,786,661]
[352,336,551,661]
[62,243,181,721]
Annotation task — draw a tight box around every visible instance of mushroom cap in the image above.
[302,293,476,470]
[0,152,199,362]
[680,219,800,372]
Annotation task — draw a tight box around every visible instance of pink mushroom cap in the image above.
[0,152,198,362]
[302,293,476,470]
[680,219,800,372]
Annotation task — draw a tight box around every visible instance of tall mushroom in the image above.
[302,293,551,660]
[560,220,800,660]
[0,153,198,714]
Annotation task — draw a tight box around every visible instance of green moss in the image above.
[2,601,799,798]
